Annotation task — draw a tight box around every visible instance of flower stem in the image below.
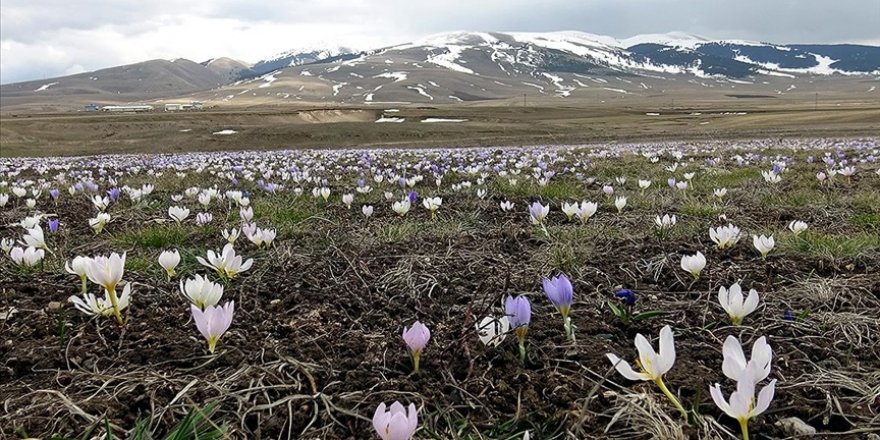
[654,376,688,419]
[739,418,750,440]
[518,340,526,364]
[412,352,421,373]
[107,287,123,325]
[564,317,574,342]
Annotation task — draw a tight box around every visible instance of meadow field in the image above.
[1,138,879,439]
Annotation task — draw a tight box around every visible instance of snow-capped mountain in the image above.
[250,46,359,76]
[194,31,875,106]
[2,31,877,109]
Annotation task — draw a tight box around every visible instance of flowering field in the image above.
[1,138,879,440]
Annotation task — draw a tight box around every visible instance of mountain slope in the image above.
[0,58,233,110]
[202,57,256,82]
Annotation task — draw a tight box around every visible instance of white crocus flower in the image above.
[607,325,687,418]
[197,243,253,279]
[422,197,442,219]
[20,225,48,251]
[89,212,111,234]
[342,193,354,208]
[788,220,807,236]
[710,362,776,440]
[362,205,374,218]
[181,274,224,309]
[614,196,627,213]
[752,235,775,259]
[239,206,253,222]
[168,206,190,223]
[68,282,132,318]
[718,283,759,325]
[561,202,579,221]
[576,201,597,223]
[85,252,127,323]
[722,335,772,384]
[761,170,781,184]
[158,250,181,280]
[714,188,728,198]
[392,199,411,217]
[681,251,707,280]
[638,180,651,191]
[222,228,240,244]
[196,212,213,225]
[0,194,9,207]
[66,256,91,293]
[19,215,43,229]
[654,214,676,229]
[198,192,212,208]
[500,201,515,212]
[10,246,45,267]
[710,224,742,249]
[91,195,110,211]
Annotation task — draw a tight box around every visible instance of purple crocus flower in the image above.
[407,190,418,203]
[543,274,573,318]
[667,178,676,188]
[107,187,121,202]
[615,288,636,306]
[506,294,531,362]
[505,295,531,330]
[783,309,794,321]
[49,188,60,200]
[771,164,781,174]
[48,218,60,233]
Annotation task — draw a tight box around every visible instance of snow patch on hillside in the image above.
[34,82,59,92]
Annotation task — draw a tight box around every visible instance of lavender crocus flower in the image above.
[107,187,121,202]
[402,321,431,373]
[543,274,575,340]
[191,301,234,353]
[48,218,60,233]
[505,295,531,362]
[49,188,60,200]
[407,190,418,203]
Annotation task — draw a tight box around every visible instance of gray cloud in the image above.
[2,0,878,84]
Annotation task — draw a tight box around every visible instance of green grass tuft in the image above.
[781,232,880,260]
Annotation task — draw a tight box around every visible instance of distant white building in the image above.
[102,104,154,112]
[164,101,204,111]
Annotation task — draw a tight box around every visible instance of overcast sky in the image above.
[2,0,878,84]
